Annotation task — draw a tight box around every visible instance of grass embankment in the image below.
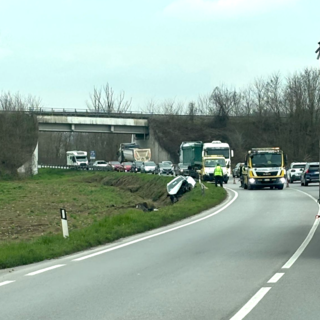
[0,169,226,268]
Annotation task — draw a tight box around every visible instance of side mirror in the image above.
[227,164,230,168]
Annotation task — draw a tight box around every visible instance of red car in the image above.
[121,162,133,172]
[108,161,124,172]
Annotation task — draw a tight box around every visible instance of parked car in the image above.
[287,162,307,183]
[121,162,133,172]
[155,162,175,175]
[141,161,157,174]
[174,163,190,176]
[131,161,144,173]
[301,162,319,186]
[108,161,124,172]
[232,163,244,178]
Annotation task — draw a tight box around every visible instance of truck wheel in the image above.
[248,183,254,190]
[277,185,284,190]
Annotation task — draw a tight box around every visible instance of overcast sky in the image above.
[0,0,319,111]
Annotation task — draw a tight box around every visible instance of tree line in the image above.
[1,67,320,176]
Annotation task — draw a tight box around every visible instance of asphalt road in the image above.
[1,180,320,320]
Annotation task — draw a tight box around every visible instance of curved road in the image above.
[1,182,320,319]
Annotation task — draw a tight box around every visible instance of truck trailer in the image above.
[118,143,151,162]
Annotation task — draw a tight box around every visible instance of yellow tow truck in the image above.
[242,147,287,190]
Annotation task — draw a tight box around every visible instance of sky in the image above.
[0,0,319,112]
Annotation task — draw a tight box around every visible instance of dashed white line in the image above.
[73,188,238,261]
[25,264,65,276]
[230,287,271,320]
[267,273,285,283]
[0,281,15,287]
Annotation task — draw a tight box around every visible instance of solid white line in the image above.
[230,287,271,320]
[25,264,65,276]
[73,188,238,261]
[0,281,15,287]
[267,273,285,283]
[282,218,320,269]
[281,188,320,269]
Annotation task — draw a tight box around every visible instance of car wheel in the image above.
[305,181,309,186]
[301,180,305,186]
[277,185,284,190]
[290,178,294,183]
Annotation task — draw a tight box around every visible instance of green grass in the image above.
[0,169,226,268]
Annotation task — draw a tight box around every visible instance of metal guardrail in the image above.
[38,165,114,171]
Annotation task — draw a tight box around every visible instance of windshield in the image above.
[123,162,132,165]
[251,153,282,167]
[179,163,189,169]
[144,162,156,166]
[110,161,120,165]
[204,159,226,167]
[293,164,305,169]
[76,156,87,161]
[159,163,172,168]
[205,148,229,158]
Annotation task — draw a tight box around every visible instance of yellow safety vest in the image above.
[214,166,223,176]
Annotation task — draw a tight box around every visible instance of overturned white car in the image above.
[167,176,196,203]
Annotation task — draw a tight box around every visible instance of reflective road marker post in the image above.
[60,208,69,238]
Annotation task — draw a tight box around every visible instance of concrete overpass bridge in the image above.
[36,111,170,163]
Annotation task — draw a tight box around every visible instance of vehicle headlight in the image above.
[280,177,286,184]
[180,169,183,172]
[249,178,256,184]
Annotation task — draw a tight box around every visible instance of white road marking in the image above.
[73,188,238,261]
[0,281,15,287]
[230,287,271,320]
[267,273,285,283]
[282,218,320,269]
[282,188,320,269]
[25,264,65,276]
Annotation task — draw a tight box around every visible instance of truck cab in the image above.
[66,151,88,167]
[242,147,287,190]
[200,155,229,183]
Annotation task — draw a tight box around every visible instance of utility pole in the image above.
[316,41,320,204]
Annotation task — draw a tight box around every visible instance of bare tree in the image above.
[86,83,132,113]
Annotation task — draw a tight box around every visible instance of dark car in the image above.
[131,161,144,173]
[232,163,244,178]
[174,163,190,176]
[301,162,319,186]
[108,161,124,172]
[155,162,174,175]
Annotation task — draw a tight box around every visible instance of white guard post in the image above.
[60,208,69,238]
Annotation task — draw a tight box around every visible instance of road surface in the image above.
[0,181,319,320]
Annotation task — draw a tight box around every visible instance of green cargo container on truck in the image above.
[179,141,203,179]
[242,147,287,190]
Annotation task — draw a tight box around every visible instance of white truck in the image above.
[66,151,89,167]
[202,141,234,176]
[287,162,307,183]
